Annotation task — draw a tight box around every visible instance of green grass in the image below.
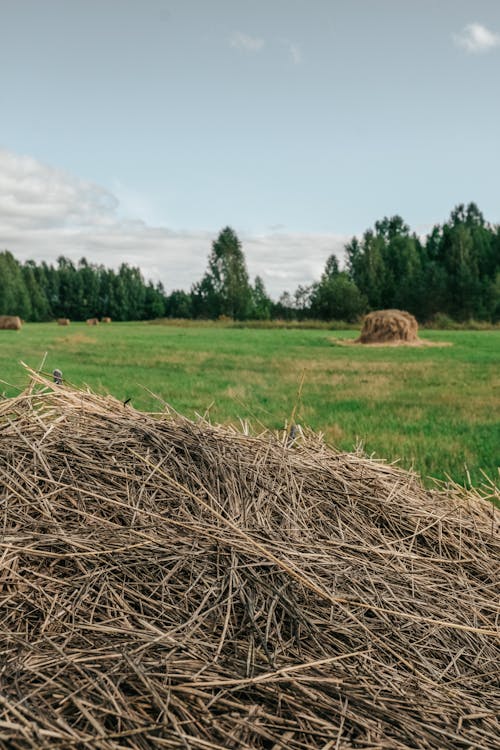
[0,322,498,488]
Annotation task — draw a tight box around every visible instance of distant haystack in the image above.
[357,309,419,344]
[101,316,112,323]
[0,315,22,330]
[86,317,99,325]
[57,318,70,326]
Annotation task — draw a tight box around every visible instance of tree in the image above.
[273,291,295,320]
[166,290,193,318]
[0,252,171,321]
[38,261,59,317]
[78,258,101,319]
[345,230,385,309]
[491,272,500,321]
[22,262,50,321]
[144,281,166,319]
[0,251,31,319]
[345,217,422,315]
[109,272,129,321]
[293,284,313,320]
[430,203,494,320]
[117,264,146,320]
[250,276,272,319]
[195,227,252,319]
[57,257,82,319]
[310,272,366,321]
[322,253,340,280]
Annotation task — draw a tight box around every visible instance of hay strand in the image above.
[0,372,499,749]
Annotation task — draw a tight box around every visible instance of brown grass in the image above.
[0,371,499,749]
[57,333,97,347]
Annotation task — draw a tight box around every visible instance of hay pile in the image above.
[0,376,499,749]
[0,315,22,331]
[356,310,420,345]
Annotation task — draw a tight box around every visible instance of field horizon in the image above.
[0,322,498,491]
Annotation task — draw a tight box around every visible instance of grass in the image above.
[0,322,498,488]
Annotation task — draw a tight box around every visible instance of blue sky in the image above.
[1,0,500,296]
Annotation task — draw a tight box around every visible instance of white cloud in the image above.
[229,33,303,65]
[289,43,302,65]
[283,40,302,65]
[0,148,348,297]
[0,150,118,230]
[229,31,264,53]
[241,231,346,293]
[453,23,500,54]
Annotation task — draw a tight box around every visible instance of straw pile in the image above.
[1,375,499,749]
[0,315,22,330]
[356,310,419,344]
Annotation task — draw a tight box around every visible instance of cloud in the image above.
[0,148,348,298]
[241,231,347,294]
[229,33,303,65]
[289,44,302,65]
[0,150,118,230]
[453,23,500,54]
[229,31,264,53]
[285,41,302,65]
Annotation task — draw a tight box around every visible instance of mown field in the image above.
[0,322,498,488]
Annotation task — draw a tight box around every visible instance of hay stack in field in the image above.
[0,375,499,750]
[357,309,419,344]
[0,315,22,330]
[56,317,70,326]
[86,317,99,325]
[101,316,112,323]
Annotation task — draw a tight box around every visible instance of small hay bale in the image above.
[56,318,70,326]
[357,309,419,344]
[0,315,22,330]
[101,316,112,323]
[86,317,99,325]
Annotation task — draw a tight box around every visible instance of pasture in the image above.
[0,322,498,487]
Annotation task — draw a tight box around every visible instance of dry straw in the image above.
[0,371,499,749]
[356,309,420,344]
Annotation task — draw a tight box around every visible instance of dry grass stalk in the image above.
[0,372,498,749]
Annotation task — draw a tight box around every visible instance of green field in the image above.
[1,322,498,488]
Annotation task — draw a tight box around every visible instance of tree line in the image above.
[0,255,167,322]
[1,203,499,323]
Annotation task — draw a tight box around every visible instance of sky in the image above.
[1,0,500,297]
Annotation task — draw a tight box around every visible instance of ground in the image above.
[0,322,498,487]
